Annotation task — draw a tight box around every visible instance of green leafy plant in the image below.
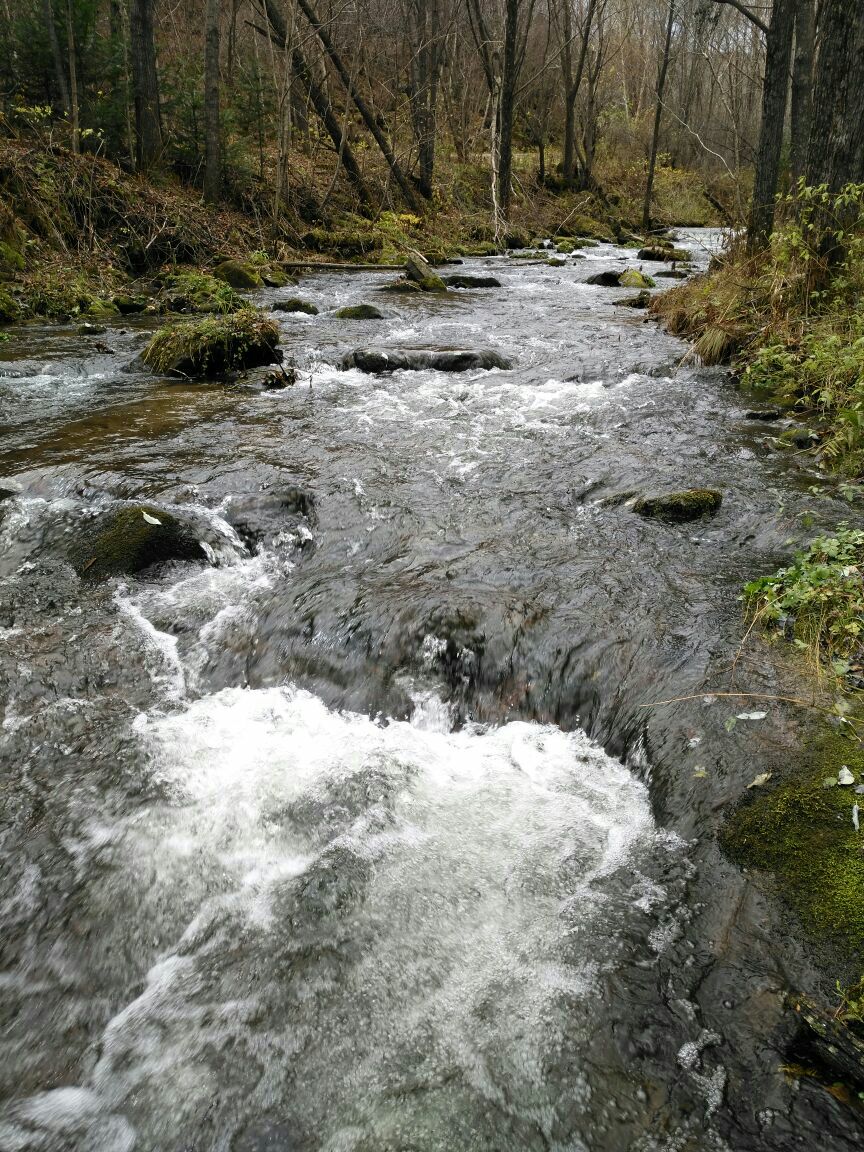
[744,525,864,674]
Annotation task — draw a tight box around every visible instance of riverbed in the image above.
[0,233,860,1150]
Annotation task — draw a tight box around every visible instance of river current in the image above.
[0,233,861,1150]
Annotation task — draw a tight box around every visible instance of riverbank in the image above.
[0,137,723,324]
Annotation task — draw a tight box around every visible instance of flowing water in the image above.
[0,233,861,1150]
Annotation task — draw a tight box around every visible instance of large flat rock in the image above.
[342,348,511,374]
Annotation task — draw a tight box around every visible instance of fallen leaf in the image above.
[748,772,772,789]
[142,511,161,526]
[838,766,855,786]
[737,711,767,721]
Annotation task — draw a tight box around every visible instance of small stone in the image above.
[838,766,855,786]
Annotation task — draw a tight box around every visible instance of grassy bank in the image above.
[0,135,725,323]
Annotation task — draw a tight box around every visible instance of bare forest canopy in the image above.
[0,0,862,242]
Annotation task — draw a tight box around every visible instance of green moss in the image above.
[333,304,384,320]
[0,287,20,323]
[70,505,204,581]
[634,488,722,522]
[619,269,656,289]
[164,271,241,314]
[142,309,281,377]
[721,727,864,956]
[0,240,25,272]
[417,274,448,293]
[459,241,501,257]
[555,240,577,254]
[271,298,318,315]
[213,259,262,290]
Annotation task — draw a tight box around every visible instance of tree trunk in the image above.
[130,0,163,169]
[64,0,79,153]
[642,0,675,231]
[408,0,441,200]
[294,0,423,211]
[496,0,519,219]
[747,0,795,252]
[42,0,70,120]
[806,0,864,192]
[203,0,221,203]
[789,0,813,184]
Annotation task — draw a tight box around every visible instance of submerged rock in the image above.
[70,505,205,580]
[378,279,423,294]
[744,408,782,422]
[441,275,502,289]
[333,304,384,320]
[223,486,316,547]
[213,259,263,290]
[633,488,723,522]
[113,293,149,314]
[272,297,318,315]
[142,310,282,377]
[615,291,652,309]
[343,347,511,374]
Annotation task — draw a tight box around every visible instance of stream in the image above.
[0,232,861,1151]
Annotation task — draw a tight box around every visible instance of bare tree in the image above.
[203,0,221,202]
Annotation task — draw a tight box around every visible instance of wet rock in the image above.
[69,505,206,581]
[638,245,692,262]
[504,229,530,250]
[141,310,282,377]
[634,488,723,522]
[779,425,820,448]
[547,258,567,267]
[441,275,502,289]
[377,279,423,294]
[259,265,295,288]
[213,259,263,290]
[744,408,782,422]
[342,347,511,374]
[619,269,655,289]
[655,269,688,280]
[77,322,107,335]
[333,304,385,320]
[223,487,316,547]
[113,293,148,314]
[555,240,577,254]
[586,270,624,287]
[405,251,448,292]
[615,291,652,309]
[272,298,319,315]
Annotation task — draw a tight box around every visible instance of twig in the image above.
[639,690,825,709]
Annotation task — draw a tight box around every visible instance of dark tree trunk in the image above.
[496,0,518,219]
[642,0,675,231]
[130,0,163,168]
[560,0,596,185]
[64,0,79,153]
[203,0,221,203]
[294,0,423,211]
[747,0,795,252]
[408,0,441,200]
[43,0,70,119]
[806,0,864,192]
[789,0,813,183]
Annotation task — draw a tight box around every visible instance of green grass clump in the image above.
[165,271,241,313]
[744,525,864,677]
[142,309,280,376]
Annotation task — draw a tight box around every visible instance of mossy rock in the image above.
[633,488,722,522]
[0,239,25,274]
[504,230,531,250]
[70,505,205,581]
[142,310,282,377]
[638,246,692,262]
[272,298,318,315]
[721,727,864,956]
[615,291,652,309]
[459,241,501,257]
[259,265,295,288]
[547,258,567,267]
[555,240,577,254]
[417,274,448,293]
[113,294,149,315]
[334,304,384,320]
[302,229,383,259]
[85,299,120,319]
[0,287,21,324]
[586,270,623,287]
[378,279,422,294]
[213,259,263,290]
[619,269,656,289]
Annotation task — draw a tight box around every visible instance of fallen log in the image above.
[789,993,864,1088]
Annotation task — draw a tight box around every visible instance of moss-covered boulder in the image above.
[504,230,530,250]
[113,293,149,315]
[164,272,241,314]
[70,505,205,581]
[615,291,652,309]
[638,245,692,262]
[213,259,263,290]
[547,258,567,267]
[272,298,318,315]
[142,310,281,377]
[333,304,384,320]
[0,287,21,324]
[378,279,423,294]
[634,488,723,522]
[442,274,502,289]
[586,270,623,287]
[619,269,655,289]
[555,240,577,254]
[260,265,295,288]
